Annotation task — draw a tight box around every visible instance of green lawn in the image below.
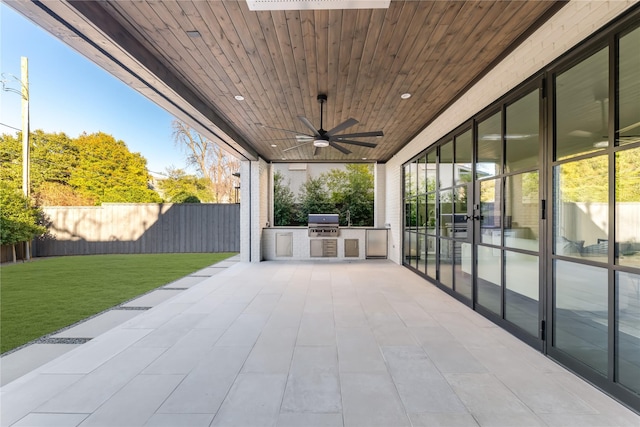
[0,253,236,353]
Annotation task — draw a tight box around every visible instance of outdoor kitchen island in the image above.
[262,215,388,261]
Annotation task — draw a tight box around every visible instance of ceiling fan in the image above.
[262,94,383,156]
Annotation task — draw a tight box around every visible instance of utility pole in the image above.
[21,57,30,198]
[1,57,32,261]
[21,57,31,260]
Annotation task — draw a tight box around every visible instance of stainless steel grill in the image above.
[308,214,340,237]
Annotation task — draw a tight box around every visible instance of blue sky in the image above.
[0,3,189,175]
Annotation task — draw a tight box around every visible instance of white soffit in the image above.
[247,0,390,11]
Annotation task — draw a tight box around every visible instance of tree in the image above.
[558,155,608,204]
[1,130,78,192]
[0,133,22,191]
[34,182,95,206]
[30,130,79,189]
[616,148,640,203]
[68,132,162,204]
[1,130,162,205]
[156,167,212,202]
[296,176,334,224]
[325,164,374,226]
[171,192,201,203]
[0,182,46,262]
[273,170,296,226]
[172,120,240,203]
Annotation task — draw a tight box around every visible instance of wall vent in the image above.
[247,0,390,11]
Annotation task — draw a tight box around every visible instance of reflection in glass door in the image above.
[438,132,473,301]
[474,88,542,341]
[551,45,610,377]
[549,27,640,408]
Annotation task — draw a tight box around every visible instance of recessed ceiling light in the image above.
[186,30,201,38]
[401,93,412,99]
[362,157,367,160]
[271,144,277,147]
[234,95,245,101]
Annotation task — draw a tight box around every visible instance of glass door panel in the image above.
[477,245,502,315]
[555,48,609,160]
[477,112,502,179]
[417,155,427,194]
[439,238,454,289]
[616,148,640,268]
[505,251,539,336]
[506,91,540,173]
[455,241,473,299]
[553,155,609,263]
[404,196,414,265]
[455,130,473,184]
[454,185,469,236]
[427,151,437,191]
[554,260,608,374]
[426,192,436,235]
[426,235,437,279]
[618,27,640,146]
[439,189,453,236]
[505,172,539,251]
[417,194,427,231]
[617,271,640,394]
[439,142,453,188]
[479,178,502,245]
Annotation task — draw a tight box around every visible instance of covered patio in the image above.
[2,260,638,426]
[4,0,640,417]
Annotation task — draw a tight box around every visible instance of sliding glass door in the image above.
[475,87,542,343]
[401,15,640,411]
[548,25,640,403]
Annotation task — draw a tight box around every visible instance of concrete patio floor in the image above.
[1,259,638,427]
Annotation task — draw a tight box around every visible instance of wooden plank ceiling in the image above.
[21,1,564,162]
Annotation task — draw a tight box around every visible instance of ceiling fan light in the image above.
[313,139,330,148]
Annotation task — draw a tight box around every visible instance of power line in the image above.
[0,122,22,132]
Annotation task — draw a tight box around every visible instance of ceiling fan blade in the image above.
[264,137,312,141]
[329,141,352,155]
[313,146,320,156]
[259,123,314,137]
[282,141,313,152]
[326,118,358,136]
[334,139,377,148]
[298,116,321,137]
[334,130,384,138]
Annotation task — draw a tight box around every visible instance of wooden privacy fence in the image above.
[34,203,240,257]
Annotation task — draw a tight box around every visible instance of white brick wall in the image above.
[240,158,271,262]
[384,161,402,264]
[384,0,636,266]
[240,160,251,262]
[374,164,386,229]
